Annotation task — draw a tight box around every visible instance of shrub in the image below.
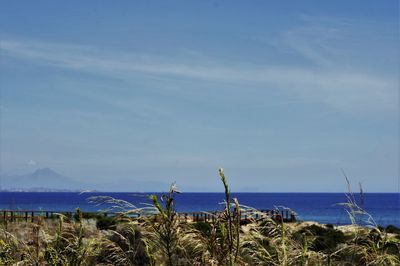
[296,224,346,252]
[96,216,117,230]
[97,222,151,266]
[386,225,400,235]
[192,221,212,237]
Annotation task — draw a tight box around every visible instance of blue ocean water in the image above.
[0,192,399,227]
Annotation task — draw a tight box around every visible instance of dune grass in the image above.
[1,170,399,265]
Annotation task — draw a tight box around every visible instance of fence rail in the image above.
[0,209,296,223]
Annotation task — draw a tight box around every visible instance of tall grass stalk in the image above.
[148,183,181,266]
[218,168,241,266]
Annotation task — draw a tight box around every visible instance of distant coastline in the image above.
[0,188,83,192]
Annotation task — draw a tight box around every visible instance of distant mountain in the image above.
[1,168,86,191]
[0,168,173,192]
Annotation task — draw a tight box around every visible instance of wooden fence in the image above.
[0,209,296,223]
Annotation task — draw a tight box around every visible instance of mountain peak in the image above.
[2,168,86,191]
[32,168,63,178]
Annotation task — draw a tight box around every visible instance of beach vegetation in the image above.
[0,169,399,265]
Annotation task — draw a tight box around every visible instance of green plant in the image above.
[221,169,242,265]
[295,224,346,252]
[0,230,24,265]
[386,225,400,235]
[146,184,181,266]
[96,216,117,230]
[43,214,99,266]
[97,221,151,266]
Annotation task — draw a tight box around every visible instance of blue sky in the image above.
[0,1,398,192]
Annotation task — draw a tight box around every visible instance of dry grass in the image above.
[1,170,399,265]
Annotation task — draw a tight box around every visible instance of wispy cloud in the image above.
[280,25,342,66]
[277,16,397,69]
[1,36,397,114]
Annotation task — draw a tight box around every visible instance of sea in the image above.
[0,192,399,227]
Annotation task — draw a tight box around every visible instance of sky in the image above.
[0,1,398,192]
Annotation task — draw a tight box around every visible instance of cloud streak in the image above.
[1,36,397,115]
